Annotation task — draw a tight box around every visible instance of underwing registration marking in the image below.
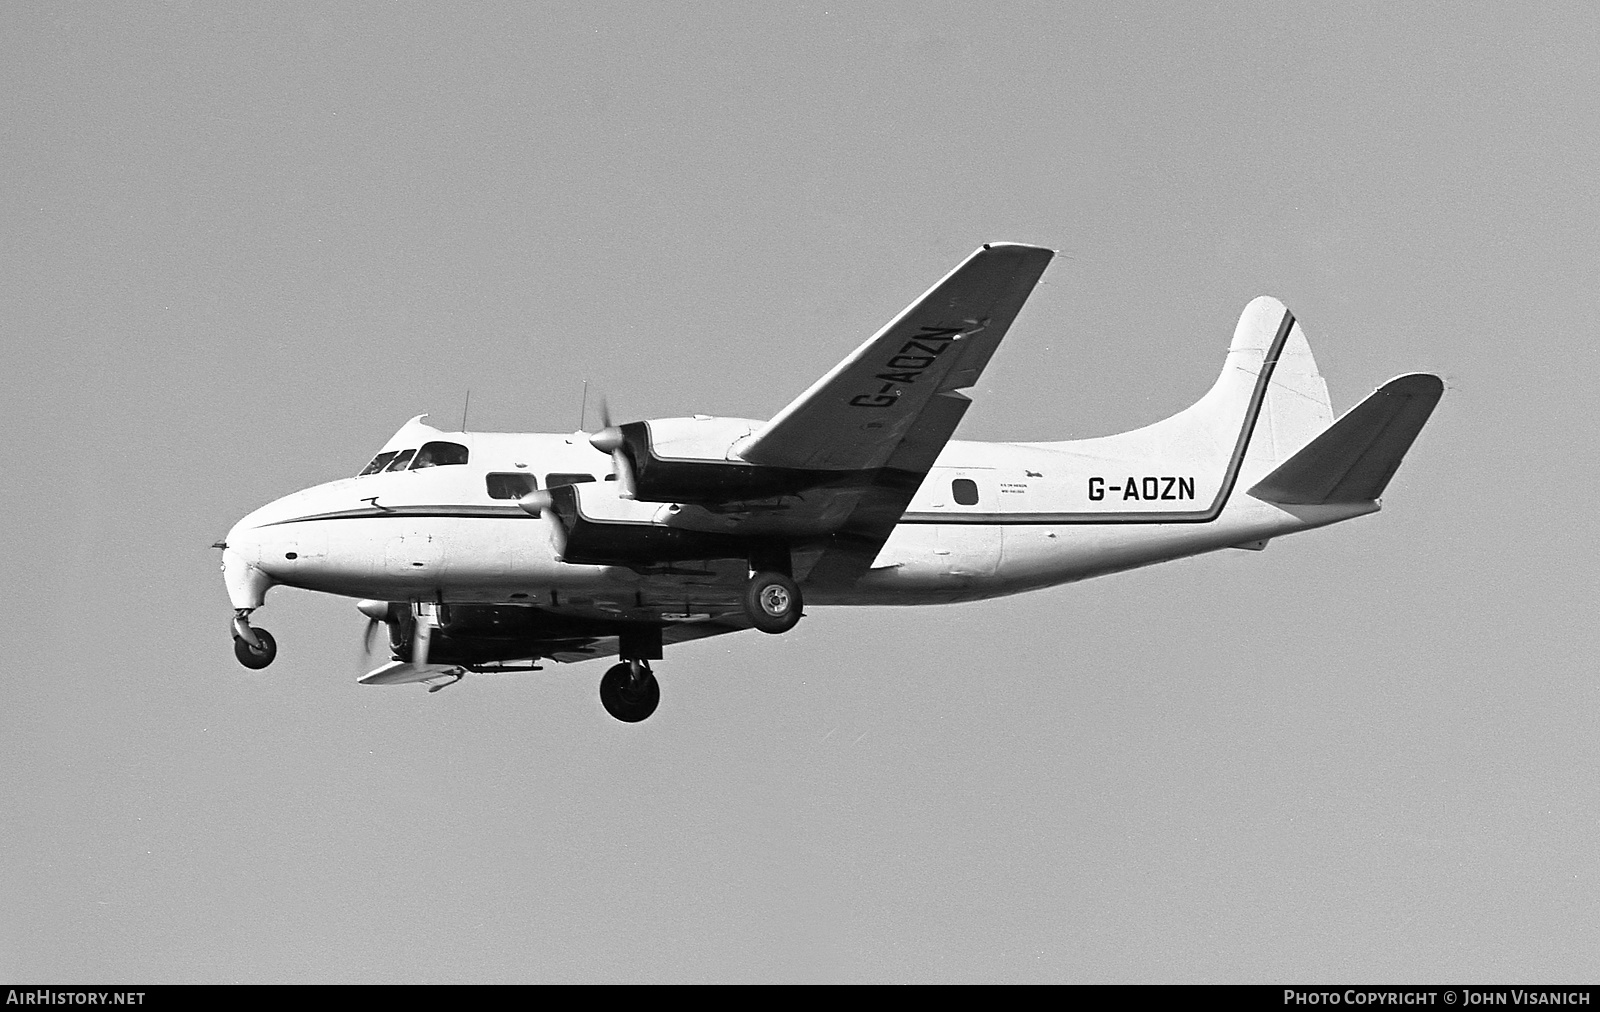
[849,326,963,407]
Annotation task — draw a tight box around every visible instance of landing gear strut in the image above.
[231,611,277,669]
[600,660,659,722]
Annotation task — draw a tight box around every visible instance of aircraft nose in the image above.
[220,516,274,610]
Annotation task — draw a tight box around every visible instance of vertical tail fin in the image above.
[1058,297,1334,489]
[1183,296,1334,469]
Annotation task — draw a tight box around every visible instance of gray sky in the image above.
[4,2,1597,983]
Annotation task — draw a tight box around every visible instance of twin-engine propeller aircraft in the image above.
[218,243,1442,721]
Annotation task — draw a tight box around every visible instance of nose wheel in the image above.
[600,660,659,722]
[233,626,277,669]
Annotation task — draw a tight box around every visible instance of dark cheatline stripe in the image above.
[265,505,536,526]
[901,308,1296,526]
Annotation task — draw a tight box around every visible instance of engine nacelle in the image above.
[615,416,856,504]
[545,481,751,567]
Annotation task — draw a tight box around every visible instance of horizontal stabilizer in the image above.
[1247,373,1443,505]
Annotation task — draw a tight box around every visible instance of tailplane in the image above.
[1247,374,1443,505]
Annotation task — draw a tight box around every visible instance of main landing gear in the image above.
[743,570,802,634]
[599,625,663,722]
[231,611,277,669]
[595,567,801,722]
[600,660,659,722]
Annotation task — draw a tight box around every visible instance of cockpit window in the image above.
[545,473,597,489]
[358,451,399,476]
[486,472,538,500]
[384,449,416,471]
[412,441,469,469]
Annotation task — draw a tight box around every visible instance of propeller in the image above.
[356,599,392,669]
[589,397,637,499]
[516,489,568,558]
[354,600,445,678]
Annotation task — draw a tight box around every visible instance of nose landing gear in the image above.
[231,610,277,669]
[600,660,659,722]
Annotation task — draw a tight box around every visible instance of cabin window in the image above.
[411,441,469,469]
[358,451,398,476]
[486,472,538,500]
[384,449,417,471]
[952,478,980,505]
[545,473,597,488]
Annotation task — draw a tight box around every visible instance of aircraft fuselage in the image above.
[222,425,1371,625]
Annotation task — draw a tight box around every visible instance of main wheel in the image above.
[599,661,660,722]
[743,570,802,634]
[233,627,277,669]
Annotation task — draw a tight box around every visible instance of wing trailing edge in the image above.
[1247,373,1443,506]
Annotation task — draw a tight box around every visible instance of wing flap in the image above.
[1247,373,1443,506]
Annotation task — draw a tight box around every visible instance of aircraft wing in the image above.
[552,244,1054,588]
[358,614,754,680]
[737,243,1054,471]
[741,243,1052,587]
[547,615,752,665]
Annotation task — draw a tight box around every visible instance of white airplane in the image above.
[218,243,1442,721]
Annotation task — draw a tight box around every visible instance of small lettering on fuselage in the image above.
[848,327,963,408]
[1088,476,1196,502]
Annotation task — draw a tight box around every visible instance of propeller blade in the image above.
[610,447,637,499]
[590,396,620,453]
[587,396,636,499]
[356,600,391,673]
[513,490,567,558]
